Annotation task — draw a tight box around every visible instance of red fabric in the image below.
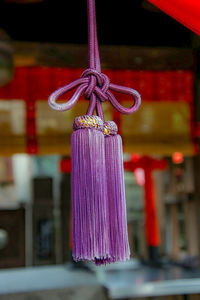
[148,0,200,36]
[0,67,194,103]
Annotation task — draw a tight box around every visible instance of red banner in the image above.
[0,67,194,155]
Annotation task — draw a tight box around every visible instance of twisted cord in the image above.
[48,0,141,117]
[86,0,104,119]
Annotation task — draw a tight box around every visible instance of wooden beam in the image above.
[13,42,195,70]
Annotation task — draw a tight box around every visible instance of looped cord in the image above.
[48,68,141,114]
[81,68,109,102]
[48,0,141,117]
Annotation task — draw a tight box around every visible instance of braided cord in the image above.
[86,0,104,119]
[48,0,141,118]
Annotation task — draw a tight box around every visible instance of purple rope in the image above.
[48,0,141,118]
[87,0,104,120]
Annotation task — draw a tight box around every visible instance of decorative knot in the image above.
[48,68,141,115]
[81,68,109,102]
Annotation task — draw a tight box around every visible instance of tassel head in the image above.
[73,115,103,131]
[104,121,118,136]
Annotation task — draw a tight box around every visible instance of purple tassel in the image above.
[71,115,111,262]
[103,121,130,263]
[48,0,141,266]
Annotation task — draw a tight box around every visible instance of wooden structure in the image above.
[32,177,56,265]
[0,208,25,268]
[13,42,195,70]
[125,156,167,261]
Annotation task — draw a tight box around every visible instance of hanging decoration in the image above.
[48,0,141,265]
[148,0,200,36]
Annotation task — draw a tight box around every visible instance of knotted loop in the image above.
[48,69,141,114]
[81,68,110,102]
[48,0,141,118]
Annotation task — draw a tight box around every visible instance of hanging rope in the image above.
[48,0,141,119]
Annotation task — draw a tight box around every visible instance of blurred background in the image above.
[0,0,200,299]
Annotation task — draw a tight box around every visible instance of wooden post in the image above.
[184,201,199,256]
[170,204,180,260]
[127,223,134,257]
[124,156,167,261]
[154,170,166,255]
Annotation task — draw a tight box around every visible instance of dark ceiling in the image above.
[0,0,193,47]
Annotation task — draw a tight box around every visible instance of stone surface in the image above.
[0,265,106,300]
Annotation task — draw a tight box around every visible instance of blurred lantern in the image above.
[172,152,184,164]
[0,29,14,86]
[131,153,140,162]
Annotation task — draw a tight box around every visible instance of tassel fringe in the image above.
[71,116,111,262]
[104,121,130,262]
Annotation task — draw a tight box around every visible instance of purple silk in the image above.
[48,68,141,115]
[71,128,111,262]
[105,134,130,262]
